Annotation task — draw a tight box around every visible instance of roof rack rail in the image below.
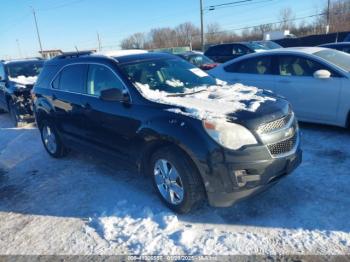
[54,51,94,60]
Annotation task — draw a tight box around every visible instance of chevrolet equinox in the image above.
[32,51,302,213]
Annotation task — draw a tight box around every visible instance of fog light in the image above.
[234,170,247,188]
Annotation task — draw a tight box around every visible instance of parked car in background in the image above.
[319,42,350,54]
[210,47,350,128]
[32,51,301,213]
[204,42,269,63]
[0,58,44,126]
[177,51,219,70]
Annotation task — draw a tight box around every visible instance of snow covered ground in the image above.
[0,113,349,255]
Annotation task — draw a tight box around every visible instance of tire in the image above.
[39,120,68,158]
[150,146,205,214]
[8,100,26,127]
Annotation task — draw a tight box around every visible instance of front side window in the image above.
[225,56,272,75]
[278,55,330,77]
[232,45,251,55]
[119,58,217,94]
[5,61,43,78]
[314,49,350,72]
[188,55,213,67]
[58,64,87,93]
[87,64,124,96]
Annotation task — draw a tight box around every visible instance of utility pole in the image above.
[326,0,330,34]
[30,7,43,55]
[97,32,102,51]
[16,39,23,58]
[200,0,205,51]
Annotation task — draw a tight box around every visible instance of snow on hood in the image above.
[9,75,38,85]
[135,82,275,121]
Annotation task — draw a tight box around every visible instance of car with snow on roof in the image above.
[0,58,44,127]
[32,51,302,213]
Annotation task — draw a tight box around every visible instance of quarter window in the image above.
[58,64,87,93]
[225,56,272,75]
[87,64,124,96]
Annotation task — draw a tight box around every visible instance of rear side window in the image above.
[87,64,125,96]
[232,45,250,55]
[206,45,232,56]
[225,56,273,75]
[55,64,87,93]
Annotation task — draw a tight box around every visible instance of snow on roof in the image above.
[9,75,38,85]
[95,49,148,58]
[265,46,328,54]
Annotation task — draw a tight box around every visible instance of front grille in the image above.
[257,113,292,134]
[267,134,297,157]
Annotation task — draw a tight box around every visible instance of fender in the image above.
[33,95,55,127]
[135,113,225,187]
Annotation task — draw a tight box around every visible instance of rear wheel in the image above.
[150,146,205,213]
[8,100,26,127]
[40,120,68,158]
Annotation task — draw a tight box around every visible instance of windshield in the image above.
[187,54,214,67]
[314,49,350,72]
[6,61,44,78]
[119,58,217,94]
[255,41,282,49]
[246,42,269,51]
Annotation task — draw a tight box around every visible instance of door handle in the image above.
[82,103,92,110]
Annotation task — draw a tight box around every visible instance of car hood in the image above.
[9,76,38,86]
[135,82,288,128]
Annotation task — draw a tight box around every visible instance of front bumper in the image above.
[206,148,302,207]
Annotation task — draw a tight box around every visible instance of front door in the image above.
[82,64,141,158]
[273,55,342,122]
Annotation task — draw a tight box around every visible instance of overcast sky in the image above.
[1,0,325,59]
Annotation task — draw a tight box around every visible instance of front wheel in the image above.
[40,120,68,158]
[151,147,205,214]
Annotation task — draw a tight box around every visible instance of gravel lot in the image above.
[0,113,349,255]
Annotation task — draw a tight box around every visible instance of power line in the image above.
[206,0,252,10]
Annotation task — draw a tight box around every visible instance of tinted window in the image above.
[87,64,124,96]
[278,55,333,76]
[207,45,232,56]
[188,54,213,67]
[58,64,87,93]
[225,56,272,74]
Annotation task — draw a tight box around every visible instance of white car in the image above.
[210,47,350,127]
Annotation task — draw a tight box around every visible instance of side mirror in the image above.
[100,88,128,102]
[313,70,331,79]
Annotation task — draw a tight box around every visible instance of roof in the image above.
[260,46,328,54]
[112,52,178,63]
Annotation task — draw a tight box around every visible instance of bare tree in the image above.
[175,22,200,48]
[120,32,146,49]
[279,7,295,30]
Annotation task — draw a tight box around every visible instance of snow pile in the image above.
[9,75,38,85]
[91,201,350,255]
[135,83,275,121]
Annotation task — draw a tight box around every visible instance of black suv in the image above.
[0,59,44,126]
[205,42,270,63]
[33,52,302,213]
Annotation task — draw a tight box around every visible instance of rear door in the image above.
[51,64,88,140]
[273,55,342,122]
[0,64,7,110]
[222,55,276,90]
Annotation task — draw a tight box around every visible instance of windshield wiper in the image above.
[166,89,208,97]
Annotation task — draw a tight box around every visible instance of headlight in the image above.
[203,120,258,150]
